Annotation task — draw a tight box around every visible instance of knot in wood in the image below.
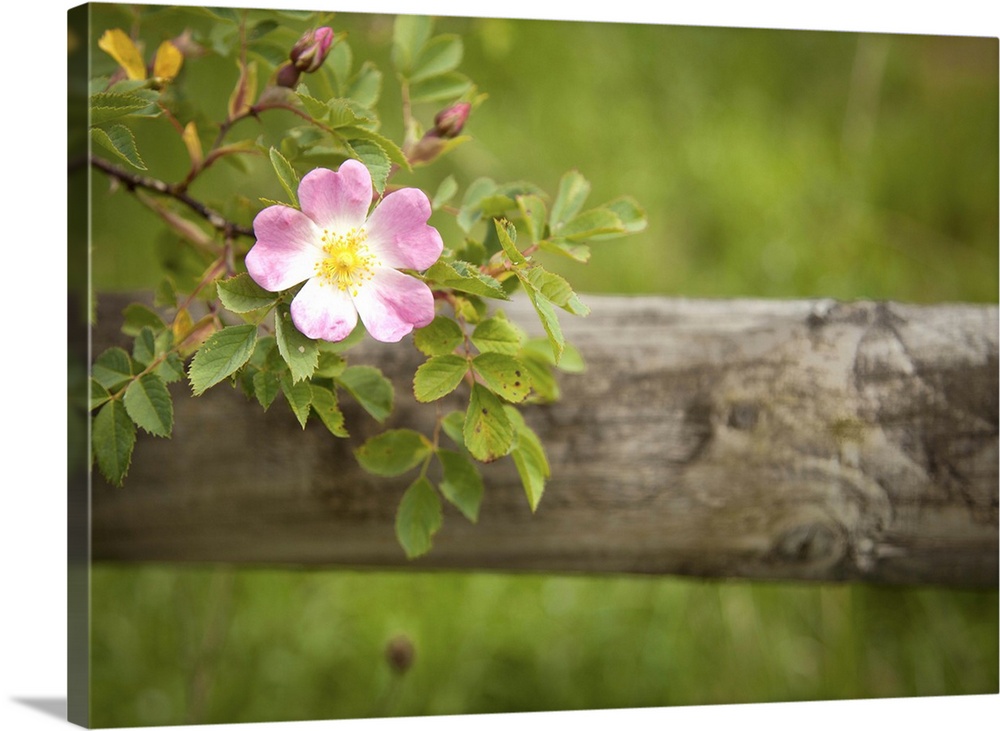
[727,402,760,430]
[774,522,841,564]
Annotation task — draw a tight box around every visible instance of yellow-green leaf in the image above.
[337,366,393,422]
[355,429,432,477]
[152,40,183,80]
[471,352,531,403]
[463,384,515,463]
[182,121,203,167]
[437,449,483,523]
[395,476,442,559]
[413,354,468,403]
[471,314,524,355]
[413,316,464,356]
[310,384,348,437]
[98,29,146,81]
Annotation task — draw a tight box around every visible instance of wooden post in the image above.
[90,294,999,586]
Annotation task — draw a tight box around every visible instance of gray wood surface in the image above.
[90,294,999,586]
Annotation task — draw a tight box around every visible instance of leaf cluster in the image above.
[88,10,647,561]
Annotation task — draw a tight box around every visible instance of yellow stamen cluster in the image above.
[314,227,375,296]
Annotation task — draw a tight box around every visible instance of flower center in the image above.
[315,227,375,295]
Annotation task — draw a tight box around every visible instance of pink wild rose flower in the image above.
[246,160,443,343]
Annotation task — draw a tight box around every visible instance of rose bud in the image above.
[290,27,334,73]
[432,102,471,138]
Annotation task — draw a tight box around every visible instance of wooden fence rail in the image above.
[89,294,999,586]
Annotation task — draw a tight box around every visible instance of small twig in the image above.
[90,156,254,238]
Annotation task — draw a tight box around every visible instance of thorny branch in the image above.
[89,156,255,239]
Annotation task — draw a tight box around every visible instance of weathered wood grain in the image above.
[90,294,999,586]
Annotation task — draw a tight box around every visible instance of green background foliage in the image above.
[85,4,997,726]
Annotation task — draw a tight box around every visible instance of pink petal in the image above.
[364,188,443,270]
[298,161,372,232]
[352,267,436,343]
[290,277,359,342]
[247,205,323,291]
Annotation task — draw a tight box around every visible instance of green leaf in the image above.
[559,207,625,241]
[314,352,347,378]
[355,429,432,477]
[131,327,157,367]
[89,379,111,411]
[326,97,377,129]
[274,304,319,383]
[413,354,469,403]
[522,284,564,363]
[93,400,136,487]
[250,335,278,368]
[155,352,185,384]
[123,373,173,437]
[309,384,348,437]
[218,273,279,313]
[521,267,590,316]
[252,369,281,410]
[437,449,483,523]
[472,352,531,403]
[522,338,586,373]
[395,476,442,559]
[450,261,505,295]
[432,175,458,210]
[297,91,333,121]
[188,325,258,396]
[91,124,146,170]
[457,177,498,233]
[121,303,165,336]
[424,261,509,300]
[538,239,592,263]
[348,62,382,108]
[411,34,463,83]
[348,140,391,194]
[154,277,177,308]
[455,237,487,265]
[342,126,409,170]
[471,313,524,355]
[329,38,352,92]
[281,375,312,428]
[92,347,134,390]
[337,366,393,422]
[409,72,472,104]
[521,358,558,401]
[599,196,648,237]
[413,316,464,356]
[516,194,548,243]
[504,407,550,512]
[479,194,518,217]
[90,90,158,125]
[494,218,527,266]
[268,147,300,206]
[497,180,548,199]
[463,384,515,463]
[440,410,466,447]
[392,15,433,76]
[451,293,488,323]
[549,170,591,234]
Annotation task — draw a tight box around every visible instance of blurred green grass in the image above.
[90,567,998,726]
[87,7,998,727]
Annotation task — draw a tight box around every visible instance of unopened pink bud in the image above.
[433,102,471,138]
[290,27,334,73]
